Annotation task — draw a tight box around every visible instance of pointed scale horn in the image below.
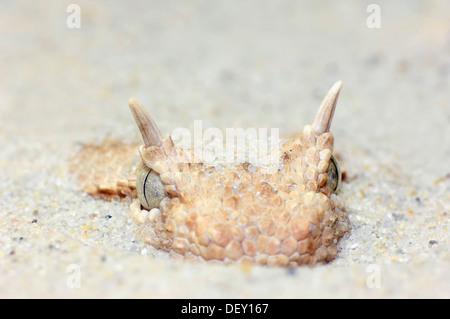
[311,81,343,135]
[128,98,163,147]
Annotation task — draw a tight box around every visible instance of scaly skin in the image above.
[71,81,349,267]
[127,81,348,266]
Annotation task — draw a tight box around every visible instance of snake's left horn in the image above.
[128,98,163,147]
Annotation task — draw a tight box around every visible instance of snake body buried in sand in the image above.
[73,81,349,267]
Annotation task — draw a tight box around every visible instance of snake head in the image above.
[128,81,348,266]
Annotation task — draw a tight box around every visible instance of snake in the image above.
[70,81,349,267]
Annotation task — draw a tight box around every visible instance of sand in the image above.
[0,0,448,298]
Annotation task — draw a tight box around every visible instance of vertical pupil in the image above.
[142,168,152,208]
[326,155,340,193]
[137,166,166,210]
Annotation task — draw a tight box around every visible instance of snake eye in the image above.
[136,166,166,210]
[326,154,341,193]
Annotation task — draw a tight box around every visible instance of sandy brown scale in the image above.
[69,138,140,200]
[131,126,347,266]
[70,81,349,267]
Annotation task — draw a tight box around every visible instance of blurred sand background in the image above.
[0,0,449,298]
